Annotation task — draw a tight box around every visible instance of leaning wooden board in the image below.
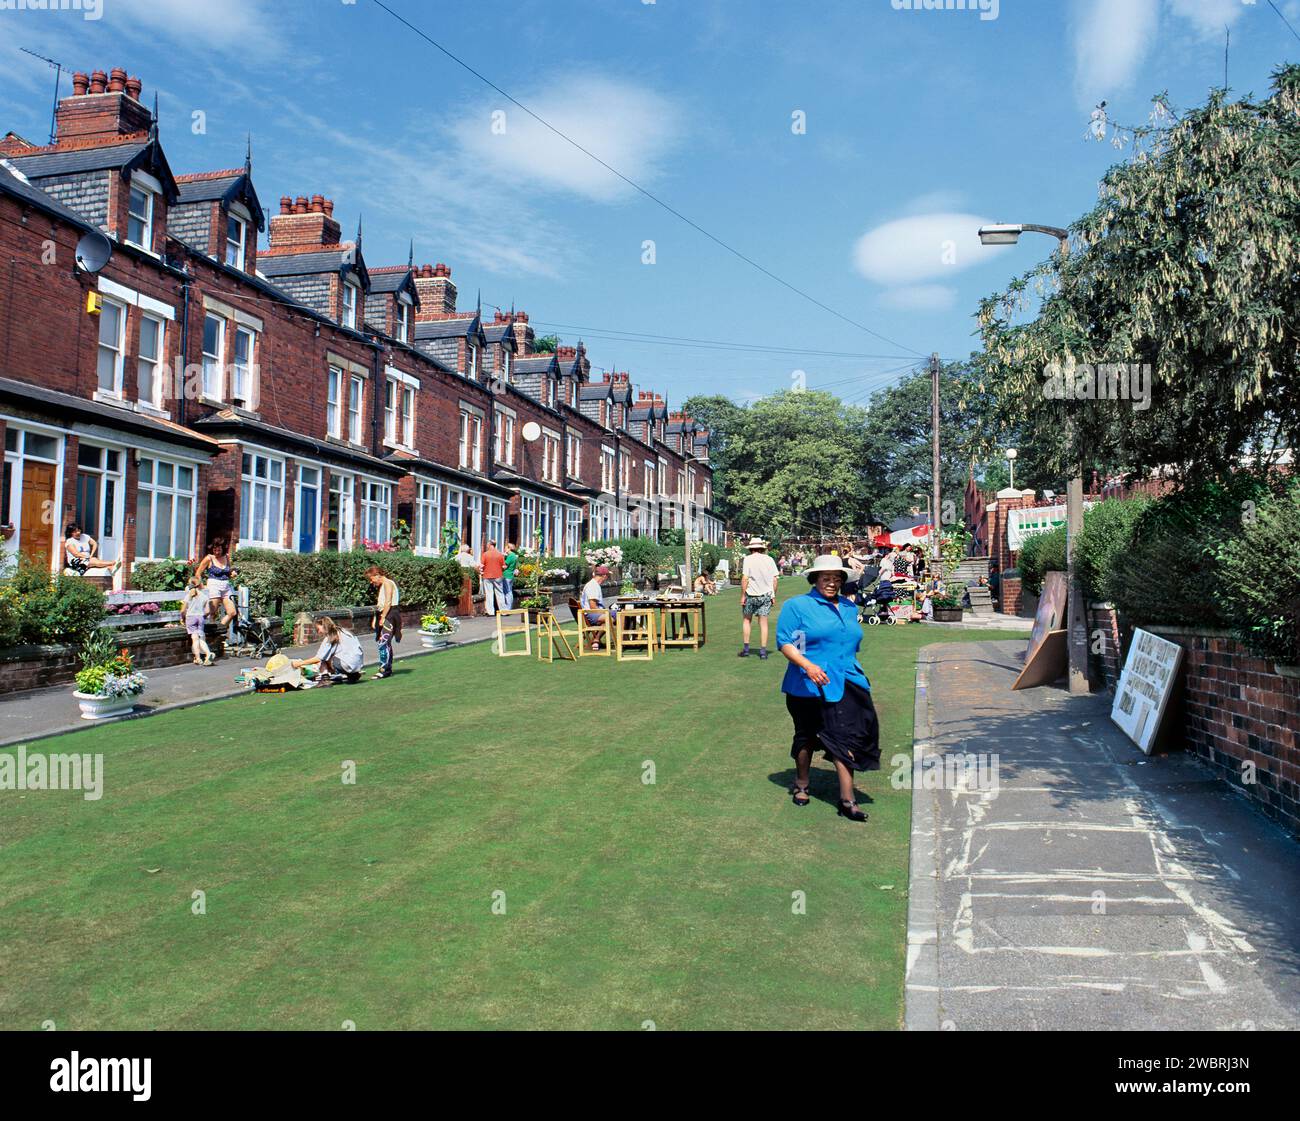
[1111,627,1184,755]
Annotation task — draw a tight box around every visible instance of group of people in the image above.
[288,566,402,683]
[459,540,521,615]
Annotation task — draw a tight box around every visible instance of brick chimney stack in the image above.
[412,263,458,319]
[266,194,341,250]
[54,66,152,146]
[507,310,532,354]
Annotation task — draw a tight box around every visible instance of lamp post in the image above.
[979,222,1088,696]
[1005,447,1017,491]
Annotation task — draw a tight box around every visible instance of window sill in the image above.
[136,402,171,421]
[91,390,132,410]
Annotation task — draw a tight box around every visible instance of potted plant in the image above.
[73,637,147,720]
[930,582,966,623]
[418,612,459,650]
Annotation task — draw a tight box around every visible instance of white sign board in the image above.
[1008,501,1097,551]
[1111,628,1183,755]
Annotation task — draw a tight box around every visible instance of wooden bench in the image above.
[101,589,187,630]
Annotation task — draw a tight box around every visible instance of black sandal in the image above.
[837,799,867,822]
[790,784,811,807]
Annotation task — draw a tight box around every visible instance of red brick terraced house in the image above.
[0,65,721,592]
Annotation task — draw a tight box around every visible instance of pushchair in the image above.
[859,578,899,626]
[225,584,279,658]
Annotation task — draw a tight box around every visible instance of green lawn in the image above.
[0,588,1010,1030]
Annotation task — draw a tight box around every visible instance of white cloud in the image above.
[452,75,684,203]
[880,285,957,311]
[1165,0,1247,38]
[1072,0,1159,108]
[107,0,275,53]
[852,212,1009,285]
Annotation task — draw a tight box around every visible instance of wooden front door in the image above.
[20,461,57,568]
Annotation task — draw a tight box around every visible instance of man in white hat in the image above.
[739,537,779,659]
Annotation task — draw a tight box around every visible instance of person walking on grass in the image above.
[777,555,880,822]
[181,574,215,666]
[367,565,402,680]
[503,541,519,610]
[480,539,506,615]
[739,536,779,659]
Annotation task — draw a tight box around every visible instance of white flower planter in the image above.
[418,631,453,650]
[73,690,141,720]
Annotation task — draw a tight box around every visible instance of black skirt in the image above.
[786,680,880,772]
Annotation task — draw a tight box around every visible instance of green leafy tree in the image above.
[533,335,559,354]
[975,66,1300,486]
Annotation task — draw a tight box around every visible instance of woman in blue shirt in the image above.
[777,555,879,822]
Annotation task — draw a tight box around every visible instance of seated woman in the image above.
[693,572,717,596]
[63,523,120,577]
[291,616,364,685]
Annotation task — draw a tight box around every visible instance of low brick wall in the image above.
[0,619,279,697]
[1087,603,1124,691]
[1146,628,1300,838]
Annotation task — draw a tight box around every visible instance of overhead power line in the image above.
[367,0,927,358]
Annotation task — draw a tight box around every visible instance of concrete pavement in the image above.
[0,614,501,747]
[906,639,1300,1031]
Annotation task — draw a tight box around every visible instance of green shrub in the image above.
[227,548,470,616]
[1073,496,1153,601]
[2,560,107,646]
[131,558,194,591]
[1017,526,1066,596]
[659,528,685,547]
[1104,480,1265,629]
[585,536,662,569]
[1216,480,1300,664]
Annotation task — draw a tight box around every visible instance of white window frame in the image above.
[347,374,364,444]
[231,325,255,409]
[294,463,323,553]
[415,480,442,554]
[202,313,225,401]
[395,297,410,343]
[360,478,392,546]
[327,366,342,438]
[135,455,196,561]
[565,432,582,480]
[459,406,483,472]
[486,498,505,550]
[239,450,285,549]
[494,407,516,466]
[328,471,355,552]
[541,429,561,485]
[619,451,631,492]
[136,311,165,409]
[225,212,247,269]
[342,279,359,329]
[96,297,127,398]
[643,462,654,498]
[126,178,155,251]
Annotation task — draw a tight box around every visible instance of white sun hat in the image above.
[803,554,855,582]
[745,537,769,549]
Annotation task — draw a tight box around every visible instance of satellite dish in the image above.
[75,229,113,274]
[521,421,542,442]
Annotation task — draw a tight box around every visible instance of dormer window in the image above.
[545,379,555,409]
[342,280,358,329]
[225,213,247,269]
[468,345,480,382]
[127,181,155,250]
[395,298,410,344]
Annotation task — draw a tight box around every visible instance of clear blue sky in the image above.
[3,0,1297,407]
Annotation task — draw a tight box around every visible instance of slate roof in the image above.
[175,170,265,229]
[258,244,369,290]
[0,160,97,231]
[367,267,416,296]
[413,315,483,341]
[512,355,558,374]
[7,137,179,201]
[194,411,404,477]
[482,323,517,347]
[579,384,613,401]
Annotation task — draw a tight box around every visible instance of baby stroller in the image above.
[226,584,279,658]
[859,578,899,626]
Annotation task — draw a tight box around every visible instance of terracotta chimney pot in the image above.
[310,194,324,214]
[323,198,334,217]
[293,196,308,214]
[72,72,89,96]
[89,70,107,94]
[125,76,142,100]
[108,68,126,93]
[279,195,292,215]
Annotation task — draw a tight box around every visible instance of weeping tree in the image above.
[973,65,1300,486]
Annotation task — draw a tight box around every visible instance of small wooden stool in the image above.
[536,611,576,663]
[494,609,532,656]
[659,604,703,650]
[616,608,656,662]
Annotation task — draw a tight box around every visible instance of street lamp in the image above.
[978,221,1088,696]
[1005,447,1017,490]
